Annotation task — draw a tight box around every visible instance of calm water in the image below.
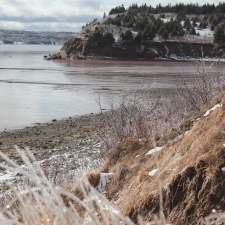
[0,44,224,130]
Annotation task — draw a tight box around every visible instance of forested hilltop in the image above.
[105,3,225,43]
[50,3,225,61]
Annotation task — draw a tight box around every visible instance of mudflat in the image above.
[0,113,104,184]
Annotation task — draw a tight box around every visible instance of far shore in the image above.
[48,55,225,65]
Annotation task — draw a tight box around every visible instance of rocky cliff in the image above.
[50,33,225,61]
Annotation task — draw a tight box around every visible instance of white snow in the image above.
[184,130,191,136]
[0,171,15,182]
[196,28,213,37]
[146,146,163,156]
[148,169,158,177]
[97,173,113,193]
[161,17,171,23]
[167,56,225,63]
[203,104,222,117]
[221,167,225,173]
[212,209,217,213]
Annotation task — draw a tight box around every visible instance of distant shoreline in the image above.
[48,56,225,65]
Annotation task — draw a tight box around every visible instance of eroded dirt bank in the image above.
[88,95,225,225]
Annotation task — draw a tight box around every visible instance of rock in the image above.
[44,52,62,60]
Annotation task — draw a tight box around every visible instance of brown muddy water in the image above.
[0,44,225,130]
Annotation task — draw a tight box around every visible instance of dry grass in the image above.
[94,92,187,150]
[97,94,225,225]
[0,148,136,225]
[94,59,225,151]
[86,171,101,187]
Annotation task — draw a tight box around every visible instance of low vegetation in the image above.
[0,149,135,225]
[94,60,225,149]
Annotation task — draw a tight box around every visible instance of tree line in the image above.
[106,3,225,45]
[109,3,225,15]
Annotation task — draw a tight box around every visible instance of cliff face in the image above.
[54,34,224,61]
[89,94,225,225]
[59,36,159,60]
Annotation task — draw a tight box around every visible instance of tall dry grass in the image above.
[177,59,225,112]
[94,60,225,149]
[0,148,135,225]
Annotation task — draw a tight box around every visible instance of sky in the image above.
[0,0,223,32]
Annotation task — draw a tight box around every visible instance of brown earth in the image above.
[89,94,225,225]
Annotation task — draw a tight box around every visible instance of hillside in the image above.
[88,94,225,224]
[49,3,225,61]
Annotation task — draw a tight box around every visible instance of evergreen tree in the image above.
[158,25,169,39]
[89,31,104,47]
[134,32,143,43]
[199,20,208,29]
[184,18,192,31]
[103,33,115,46]
[192,17,198,27]
[121,30,134,41]
[170,21,185,36]
[109,5,125,15]
[214,24,225,45]
[190,27,197,35]
[143,23,156,40]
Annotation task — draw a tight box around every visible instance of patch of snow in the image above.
[167,56,225,63]
[204,104,222,117]
[93,143,101,148]
[212,209,217,213]
[97,173,113,193]
[173,134,183,142]
[161,17,171,23]
[201,58,225,62]
[196,28,213,37]
[0,171,15,182]
[136,155,140,158]
[149,169,158,177]
[146,146,163,156]
[131,31,138,37]
[221,167,225,173]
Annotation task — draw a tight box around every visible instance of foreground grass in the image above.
[0,148,135,225]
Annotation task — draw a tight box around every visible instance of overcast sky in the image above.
[0,0,223,32]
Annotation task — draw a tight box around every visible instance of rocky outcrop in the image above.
[48,32,225,61]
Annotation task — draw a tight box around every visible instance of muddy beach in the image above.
[0,113,105,187]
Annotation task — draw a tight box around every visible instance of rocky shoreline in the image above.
[46,33,225,62]
[0,113,105,186]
